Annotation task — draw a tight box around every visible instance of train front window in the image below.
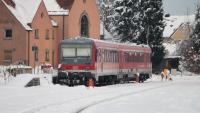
[62,48,76,57]
[61,46,92,64]
[77,48,91,57]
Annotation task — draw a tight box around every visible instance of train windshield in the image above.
[61,45,92,64]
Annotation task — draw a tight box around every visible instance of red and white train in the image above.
[53,38,152,86]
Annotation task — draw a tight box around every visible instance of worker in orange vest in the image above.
[161,68,169,81]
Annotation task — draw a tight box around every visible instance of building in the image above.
[162,15,195,70]
[163,15,195,43]
[0,0,100,67]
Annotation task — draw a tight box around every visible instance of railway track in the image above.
[21,82,174,113]
[76,83,174,113]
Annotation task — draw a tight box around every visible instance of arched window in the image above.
[80,15,89,37]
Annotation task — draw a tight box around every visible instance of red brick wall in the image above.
[0,2,27,65]
[29,1,54,67]
[50,0,100,67]
[67,0,100,39]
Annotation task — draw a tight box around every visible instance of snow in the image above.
[51,19,58,27]
[83,76,200,113]
[43,0,69,16]
[100,22,113,40]
[2,0,69,30]
[2,0,42,30]
[163,43,179,58]
[0,71,199,113]
[163,15,195,38]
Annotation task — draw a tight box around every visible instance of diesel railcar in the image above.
[53,38,152,86]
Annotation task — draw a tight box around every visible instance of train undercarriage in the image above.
[52,71,151,87]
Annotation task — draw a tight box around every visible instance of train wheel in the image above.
[136,75,139,83]
[52,76,58,84]
[139,75,144,83]
[69,79,74,87]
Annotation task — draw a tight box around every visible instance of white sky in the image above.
[163,0,200,15]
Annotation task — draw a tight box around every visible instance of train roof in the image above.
[61,37,93,45]
[61,37,151,52]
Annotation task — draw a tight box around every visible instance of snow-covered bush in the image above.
[178,5,200,74]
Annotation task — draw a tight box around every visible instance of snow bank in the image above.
[0,73,53,87]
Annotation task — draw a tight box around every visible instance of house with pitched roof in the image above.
[163,15,195,43]
[161,15,195,71]
[0,0,100,67]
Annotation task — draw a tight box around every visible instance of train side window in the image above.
[106,50,108,62]
[104,50,106,62]
[108,50,110,62]
[125,52,129,63]
[111,51,114,62]
[110,50,112,62]
[139,52,141,62]
[95,49,98,62]
[142,53,145,62]
[104,50,105,62]
[132,52,134,62]
[131,53,133,62]
[135,52,138,62]
[114,52,116,62]
[115,52,117,62]
[114,51,116,62]
[140,53,142,62]
[139,52,142,62]
[97,49,101,62]
[117,52,119,62]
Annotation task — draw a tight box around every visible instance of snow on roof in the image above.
[163,15,195,38]
[43,0,69,16]
[2,0,42,30]
[51,19,58,27]
[163,43,179,58]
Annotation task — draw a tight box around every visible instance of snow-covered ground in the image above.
[0,72,199,113]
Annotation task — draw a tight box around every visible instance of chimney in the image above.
[4,0,16,8]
